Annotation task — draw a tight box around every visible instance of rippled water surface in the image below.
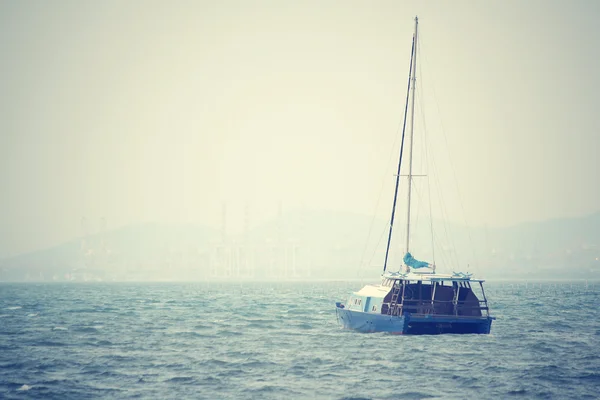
[1,281,599,399]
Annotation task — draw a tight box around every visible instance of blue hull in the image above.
[335,303,493,335]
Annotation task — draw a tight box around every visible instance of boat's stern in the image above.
[402,313,495,334]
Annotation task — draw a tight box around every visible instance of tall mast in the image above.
[405,16,418,255]
[382,19,416,273]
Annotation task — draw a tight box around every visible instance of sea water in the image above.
[1,281,599,399]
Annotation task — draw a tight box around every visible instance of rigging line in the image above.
[421,113,436,267]
[418,33,461,269]
[415,111,436,264]
[427,176,436,265]
[356,89,404,275]
[431,225,452,268]
[383,33,415,274]
[366,223,394,273]
[411,182,441,263]
[411,178,450,267]
[428,136,459,267]
[356,26,421,276]
[424,113,461,269]
[436,162,461,268]
[438,109,478,268]
[411,179,425,225]
[412,180,452,268]
[414,42,437,266]
[422,37,478,270]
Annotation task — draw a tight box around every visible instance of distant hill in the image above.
[471,212,600,279]
[0,223,218,281]
[1,211,598,281]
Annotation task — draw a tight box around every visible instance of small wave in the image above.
[95,307,119,313]
[507,389,527,395]
[285,309,311,315]
[104,354,133,362]
[215,330,242,337]
[165,376,196,383]
[246,322,278,329]
[0,362,26,370]
[530,365,570,384]
[293,323,313,330]
[530,342,555,354]
[37,378,69,385]
[17,384,32,391]
[144,362,182,369]
[242,317,275,326]
[83,339,113,347]
[27,313,38,317]
[216,368,243,377]
[206,359,230,367]
[541,322,573,331]
[318,372,345,379]
[52,326,68,331]
[483,365,509,374]
[577,373,600,382]
[339,397,372,400]
[247,384,278,393]
[5,306,21,310]
[579,353,600,361]
[170,330,212,338]
[287,364,307,375]
[392,393,436,399]
[240,360,279,369]
[37,340,68,347]
[80,367,114,376]
[200,376,222,385]
[73,326,102,333]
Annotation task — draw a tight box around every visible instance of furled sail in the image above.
[403,252,430,269]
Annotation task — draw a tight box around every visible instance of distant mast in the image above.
[405,16,418,255]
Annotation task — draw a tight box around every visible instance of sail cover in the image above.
[403,252,430,269]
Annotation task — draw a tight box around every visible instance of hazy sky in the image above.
[1,0,599,255]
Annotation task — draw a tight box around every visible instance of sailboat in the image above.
[335,17,494,334]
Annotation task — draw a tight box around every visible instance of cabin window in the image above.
[372,305,377,312]
[358,299,362,305]
[354,299,357,304]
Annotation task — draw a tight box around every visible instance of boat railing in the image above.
[407,313,492,320]
[396,298,490,317]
